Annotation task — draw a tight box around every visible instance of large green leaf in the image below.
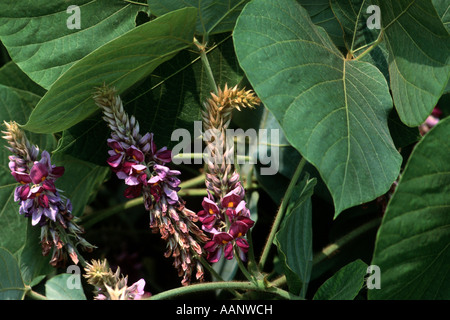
[148,0,249,35]
[22,7,198,134]
[274,174,316,297]
[297,0,345,48]
[53,34,243,165]
[378,0,450,126]
[0,0,143,89]
[45,273,86,300]
[18,221,52,287]
[432,0,450,32]
[0,247,26,300]
[0,61,46,96]
[234,0,402,216]
[313,259,368,300]
[369,117,450,300]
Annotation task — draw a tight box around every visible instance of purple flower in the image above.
[11,152,65,226]
[203,232,234,263]
[197,196,220,230]
[148,164,181,204]
[126,279,148,300]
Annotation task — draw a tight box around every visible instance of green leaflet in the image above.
[23,7,198,134]
[369,117,450,300]
[45,273,86,300]
[0,247,26,300]
[313,259,368,300]
[274,175,316,297]
[0,0,143,90]
[234,0,402,217]
[148,0,249,35]
[379,0,450,126]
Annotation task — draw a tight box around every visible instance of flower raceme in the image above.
[199,187,254,263]
[2,121,95,267]
[95,84,208,286]
[199,84,260,264]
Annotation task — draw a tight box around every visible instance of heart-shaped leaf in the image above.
[369,116,450,300]
[0,1,143,89]
[234,0,402,217]
[45,273,86,300]
[23,7,198,134]
[148,0,249,35]
[378,0,450,126]
[0,247,25,300]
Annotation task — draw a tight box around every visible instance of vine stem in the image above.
[353,29,384,61]
[194,37,218,94]
[258,157,307,270]
[25,286,47,300]
[148,281,258,300]
[313,217,382,267]
[147,280,298,300]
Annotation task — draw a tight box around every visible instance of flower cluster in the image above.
[95,84,208,285]
[199,84,260,263]
[199,186,254,262]
[84,259,149,300]
[2,121,95,267]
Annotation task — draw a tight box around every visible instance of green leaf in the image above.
[0,61,46,96]
[19,221,52,286]
[378,0,450,126]
[234,0,402,217]
[23,7,198,134]
[297,0,345,48]
[369,117,450,300]
[45,273,86,300]
[0,1,143,89]
[274,175,316,297]
[432,0,450,32]
[313,259,368,300]
[148,0,249,35]
[0,247,26,300]
[53,34,243,164]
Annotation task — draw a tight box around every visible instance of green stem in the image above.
[353,29,384,61]
[25,287,47,300]
[234,247,255,283]
[194,37,217,94]
[313,217,382,267]
[198,256,244,299]
[148,281,260,300]
[258,157,307,270]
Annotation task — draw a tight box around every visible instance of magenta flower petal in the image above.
[221,190,242,209]
[12,171,32,184]
[127,145,145,162]
[107,153,123,168]
[201,197,220,215]
[30,162,49,184]
[223,242,234,260]
[51,166,65,179]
